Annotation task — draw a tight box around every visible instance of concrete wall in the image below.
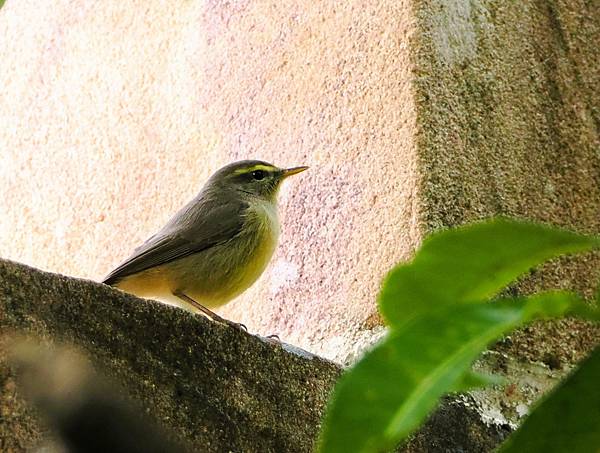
[415,0,599,248]
[1,0,598,368]
[0,0,418,363]
[411,0,600,367]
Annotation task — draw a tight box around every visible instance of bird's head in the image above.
[207,160,308,201]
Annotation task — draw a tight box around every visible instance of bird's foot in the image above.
[174,291,246,330]
[262,334,281,346]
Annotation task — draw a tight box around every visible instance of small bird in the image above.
[103,160,308,324]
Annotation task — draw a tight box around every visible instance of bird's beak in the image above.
[282,166,309,178]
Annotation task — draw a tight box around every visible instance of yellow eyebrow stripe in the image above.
[233,164,278,175]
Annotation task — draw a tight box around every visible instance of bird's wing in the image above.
[103,197,248,285]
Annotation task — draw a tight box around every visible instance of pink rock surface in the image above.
[0,1,419,362]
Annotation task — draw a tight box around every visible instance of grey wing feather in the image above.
[103,196,247,285]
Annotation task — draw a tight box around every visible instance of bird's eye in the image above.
[251,170,266,180]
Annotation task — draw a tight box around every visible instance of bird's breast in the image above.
[241,200,280,277]
[248,198,280,240]
[178,199,280,307]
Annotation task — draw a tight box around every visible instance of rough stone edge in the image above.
[1,258,564,452]
[0,258,341,452]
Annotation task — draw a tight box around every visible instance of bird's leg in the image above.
[172,291,247,331]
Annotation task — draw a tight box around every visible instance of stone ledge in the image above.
[3,258,590,452]
[0,258,340,452]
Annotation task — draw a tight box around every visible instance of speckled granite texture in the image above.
[411,0,600,364]
[0,259,341,452]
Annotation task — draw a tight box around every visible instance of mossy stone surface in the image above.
[0,259,547,452]
[412,0,600,362]
[0,259,341,452]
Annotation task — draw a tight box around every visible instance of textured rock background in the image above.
[415,0,600,236]
[415,0,599,262]
[0,0,598,390]
[0,0,419,363]
[411,0,600,367]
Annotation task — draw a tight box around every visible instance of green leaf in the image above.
[318,292,577,453]
[499,346,600,453]
[570,302,600,322]
[380,218,598,327]
[451,370,505,393]
[0,0,5,10]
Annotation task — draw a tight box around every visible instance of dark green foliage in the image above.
[380,218,597,327]
[319,218,599,453]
